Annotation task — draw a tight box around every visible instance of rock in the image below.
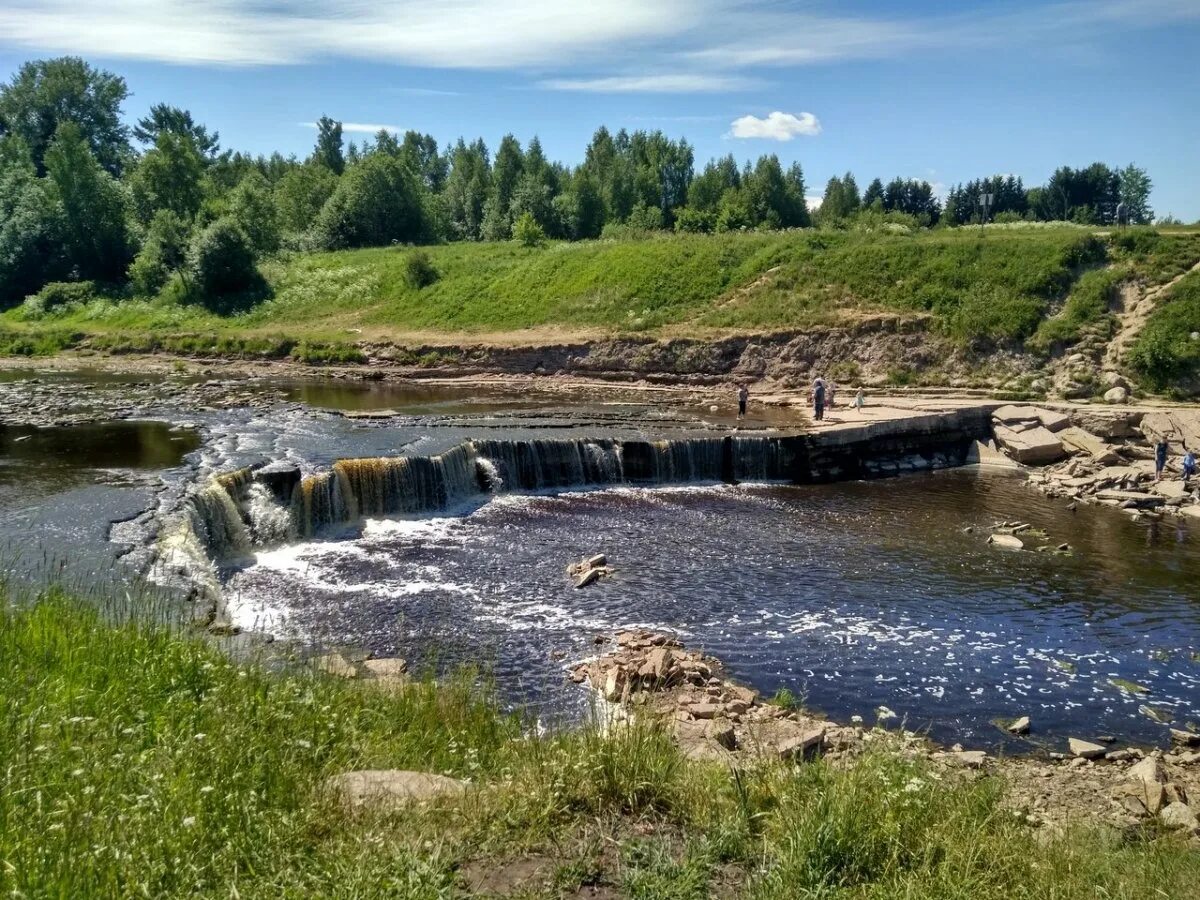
[585,553,607,568]
[1153,481,1190,500]
[325,770,466,813]
[1103,386,1129,404]
[644,647,675,682]
[1100,371,1129,390]
[313,652,360,678]
[603,667,625,702]
[1069,738,1107,759]
[1127,757,1165,785]
[950,750,989,769]
[1007,716,1031,735]
[689,702,721,720]
[776,727,826,762]
[725,683,759,705]
[675,718,737,759]
[965,439,1021,468]
[987,533,1024,551]
[1159,802,1199,831]
[993,425,1066,465]
[1170,729,1200,747]
[1094,489,1162,507]
[575,567,602,589]
[993,405,1070,433]
[1057,426,1113,459]
[362,657,408,680]
[1070,409,1142,439]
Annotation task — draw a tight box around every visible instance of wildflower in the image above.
[199,786,214,794]
[193,733,207,741]
[71,769,84,777]
[182,816,196,828]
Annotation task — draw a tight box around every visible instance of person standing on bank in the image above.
[1155,438,1169,482]
[737,383,749,419]
[812,375,826,422]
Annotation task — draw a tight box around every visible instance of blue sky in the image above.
[1,0,1197,218]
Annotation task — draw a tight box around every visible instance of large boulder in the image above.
[325,770,467,813]
[1104,386,1129,404]
[1142,410,1200,451]
[993,425,1066,465]
[1068,738,1107,759]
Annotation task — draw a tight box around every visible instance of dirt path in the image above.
[1104,259,1200,369]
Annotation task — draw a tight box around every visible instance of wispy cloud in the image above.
[0,0,1193,81]
[541,73,759,93]
[393,87,463,97]
[728,111,821,141]
[300,121,402,135]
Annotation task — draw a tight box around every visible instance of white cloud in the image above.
[300,122,402,135]
[728,111,821,141]
[541,73,758,93]
[0,0,701,68]
[0,0,1192,75]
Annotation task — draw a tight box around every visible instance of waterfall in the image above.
[173,435,806,563]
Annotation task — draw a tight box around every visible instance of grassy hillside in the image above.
[4,590,1199,898]
[3,226,1199,361]
[1129,270,1200,391]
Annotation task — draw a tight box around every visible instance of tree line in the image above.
[0,57,1162,309]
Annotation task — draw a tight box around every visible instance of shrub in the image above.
[21,280,97,317]
[187,218,260,302]
[313,154,426,250]
[674,207,716,234]
[402,249,439,289]
[513,211,546,248]
[289,341,367,365]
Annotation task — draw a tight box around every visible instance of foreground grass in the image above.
[2,591,1198,897]
[10,227,1200,356]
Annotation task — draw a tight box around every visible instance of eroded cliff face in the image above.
[365,319,1038,386]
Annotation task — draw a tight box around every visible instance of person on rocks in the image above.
[852,388,866,411]
[1183,450,1197,481]
[812,375,826,422]
[737,383,750,420]
[1155,439,1169,482]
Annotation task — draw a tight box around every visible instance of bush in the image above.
[513,211,546,247]
[402,249,439,289]
[313,154,426,250]
[187,218,261,303]
[674,207,716,234]
[21,280,98,317]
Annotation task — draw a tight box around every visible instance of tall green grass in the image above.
[3,588,1198,897]
[1129,271,1200,392]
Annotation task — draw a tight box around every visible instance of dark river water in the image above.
[1,369,1197,750]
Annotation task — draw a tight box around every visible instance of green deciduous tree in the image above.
[43,122,132,281]
[132,104,220,161]
[129,131,206,223]
[274,163,338,234]
[128,209,191,295]
[1118,164,1153,225]
[312,116,345,175]
[313,152,426,249]
[228,173,281,256]
[0,57,130,175]
[0,164,68,307]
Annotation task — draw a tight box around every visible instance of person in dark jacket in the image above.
[812,376,826,422]
[1155,439,1169,482]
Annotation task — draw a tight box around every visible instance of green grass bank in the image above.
[3,589,1198,898]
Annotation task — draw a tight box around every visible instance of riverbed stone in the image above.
[1069,738,1107,759]
[993,425,1066,465]
[1127,757,1165,785]
[1007,716,1031,735]
[325,770,466,813]
[987,533,1024,551]
[1170,729,1200,746]
[1103,386,1129,404]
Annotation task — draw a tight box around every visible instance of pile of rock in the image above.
[991,406,1200,521]
[568,553,614,589]
[570,630,866,763]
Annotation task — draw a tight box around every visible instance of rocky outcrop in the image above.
[992,424,1066,465]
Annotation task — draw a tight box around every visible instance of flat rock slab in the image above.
[1153,481,1191,500]
[1069,738,1107,759]
[1058,426,1112,458]
[965,439,1021,469]
[993,405,1069,432]
[1094,490,1163,507]
[993,425,1065,465]
[326,770,467,812]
